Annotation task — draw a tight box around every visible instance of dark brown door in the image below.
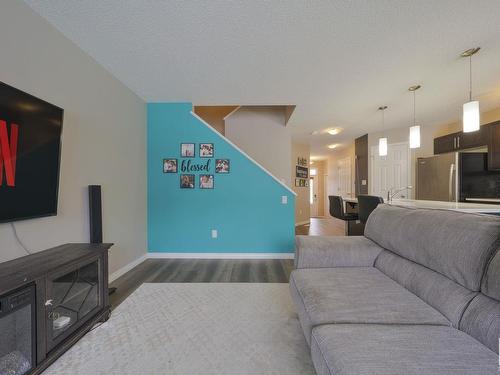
[354,134,368,196]
[488,122,500,170]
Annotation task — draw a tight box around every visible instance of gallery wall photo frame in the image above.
[215,159,230,173]
[199,143,214,158]
[180,174,195,189]
[199,174,214,189]
[163,158,178,173]
[181,143,195,158]
[296,166,308,179]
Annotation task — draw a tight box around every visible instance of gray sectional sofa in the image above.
[290,205,500,375]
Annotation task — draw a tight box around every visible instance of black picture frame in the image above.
[180,174,195,189]
[163,158,178,173]
[215,159,230,173]
[199,143,214,158]
[180,143,195,158]
[199,174,214,189]
[296,166,308,178]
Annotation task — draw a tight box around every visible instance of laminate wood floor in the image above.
[295,217,345,236]
[110,217,344,310]
[109,258,294,310]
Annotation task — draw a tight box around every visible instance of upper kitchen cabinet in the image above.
[434,126,488,154]
[434,132,460,154]
[488,121,500,170]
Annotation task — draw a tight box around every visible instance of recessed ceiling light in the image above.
[327,144,340,149]
[327,127,343,135]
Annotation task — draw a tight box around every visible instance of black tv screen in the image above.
[0,81,63,223]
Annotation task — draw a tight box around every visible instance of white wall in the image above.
[0,1,147,275]
[225,107,292,186]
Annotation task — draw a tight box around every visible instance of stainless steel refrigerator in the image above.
[417,152,500,202]
[417,153,458,202]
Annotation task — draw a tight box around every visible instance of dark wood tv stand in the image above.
[0,243,113,374]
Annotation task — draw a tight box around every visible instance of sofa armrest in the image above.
[294,235,383,269]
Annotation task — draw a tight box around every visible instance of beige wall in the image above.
[225,106,292,186]
[0,2,147,276]
[368,106,500,198]
[292,142,310,224]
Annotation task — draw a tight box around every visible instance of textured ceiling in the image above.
[24,0,500,158]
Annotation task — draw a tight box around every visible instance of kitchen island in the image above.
[343,197,500,214]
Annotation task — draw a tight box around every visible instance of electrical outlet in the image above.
[211,229,218,239]
[281,196,288,204]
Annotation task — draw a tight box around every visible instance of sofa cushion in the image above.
[460,293,500,354]
[375,250,477,327]
[311,324,498,375]
[289,268,450,344]
[482,247,500,301]
[295,235,383,269]
[365,205,500,290]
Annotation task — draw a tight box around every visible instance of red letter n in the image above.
[0,120,19,187]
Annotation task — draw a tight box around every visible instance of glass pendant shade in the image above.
[463,101,480,133]
[379,138,388,156]
[409,125,421,149]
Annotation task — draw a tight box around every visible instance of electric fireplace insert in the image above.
[0,285,36,375]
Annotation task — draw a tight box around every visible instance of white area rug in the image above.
[45,283,315,375]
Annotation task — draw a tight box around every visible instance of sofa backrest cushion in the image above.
[375,250,477,327]
[481,247,500,301]
[365,205,500,291]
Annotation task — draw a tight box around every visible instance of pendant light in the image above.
[461,47,480,133]
[378,106,388,156]
[408,85,421,149]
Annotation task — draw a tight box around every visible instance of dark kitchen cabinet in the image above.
[459,126,488,149]
[434,127,487,154]
[434,132,460,154]
[488,121,500,170]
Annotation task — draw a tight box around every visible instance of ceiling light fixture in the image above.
[461,47,481,133]
[408,85,421,149]
[378,106,388,156]
[327,127,343,135]
[327,144,340,149]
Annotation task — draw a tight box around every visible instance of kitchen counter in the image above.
[343,197,500,214]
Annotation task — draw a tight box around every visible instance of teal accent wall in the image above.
[147,103,296,253]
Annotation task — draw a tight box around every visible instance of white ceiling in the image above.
[24,0,500,158]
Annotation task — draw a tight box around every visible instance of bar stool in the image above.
[329,196,359,235]
[357,195,384,224]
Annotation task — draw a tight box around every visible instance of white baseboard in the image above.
[109,253,148,283]
[295,220,310,226]
[147,252,295,259]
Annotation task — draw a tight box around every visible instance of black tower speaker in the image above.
[88,185,103,244]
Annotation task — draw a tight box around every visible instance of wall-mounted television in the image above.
[0,81,63,223]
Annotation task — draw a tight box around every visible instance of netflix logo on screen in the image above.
[0,120,19,187]
[0,81,63,222]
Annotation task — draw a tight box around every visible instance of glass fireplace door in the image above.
[46,258,102,350]
[0,285,36,375]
